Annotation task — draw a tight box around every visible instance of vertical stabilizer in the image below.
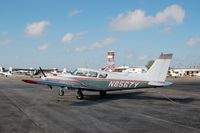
[0,67,3,73]
[146,53,173,82]
[9,67,12,74]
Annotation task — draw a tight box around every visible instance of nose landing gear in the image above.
[76,89,84,100]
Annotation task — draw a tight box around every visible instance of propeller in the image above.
[39,67,46,77]
[39,67,53,89]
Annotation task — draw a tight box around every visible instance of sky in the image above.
[0,0,200,70]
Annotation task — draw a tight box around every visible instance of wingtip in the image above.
[22,79,37,84]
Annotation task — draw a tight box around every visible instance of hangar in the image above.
[169,68,200,77]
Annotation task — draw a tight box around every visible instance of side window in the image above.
[88,71,98,77]
[99,73,108,78]
[76,71,87,76]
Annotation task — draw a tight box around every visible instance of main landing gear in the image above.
[99,91,107,96]
[76,89,84,100]
[58,88,64,96]
[57,89,106,100]
[57,88,84,100]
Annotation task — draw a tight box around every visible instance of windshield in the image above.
[71,69,78,75]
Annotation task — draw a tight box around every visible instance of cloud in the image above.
[38,43,49,51]
[138,55,148,60]
[0,32,8,36]
[25,20,50,37]
[68,9,81,17]
[62,33,74,43]
[62,32,87,44]
[0,39,13,46]
[91,37,116,48]
[187,37,200,47]
[74,46,88,52]
[74,37,116,52]
[127,53,134,59]
[110,4,185,31]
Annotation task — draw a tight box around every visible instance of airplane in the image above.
[47,68,69,76]
[194,72,200,77]
[0,67,12,77]
[12,67,59,78]
[22,53,173,100]
[11,68,38,77]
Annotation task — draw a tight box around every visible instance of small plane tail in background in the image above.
[8,67,12,74]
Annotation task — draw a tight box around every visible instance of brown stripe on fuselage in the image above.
[73,77,149,83]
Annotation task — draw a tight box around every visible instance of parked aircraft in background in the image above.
[22,53,173,100]
[11,68,38,77]
[0,66,68,78]
[0,67,12,77]
[12,68,59,77]
[47,68,68,76]
[194,72,200,77]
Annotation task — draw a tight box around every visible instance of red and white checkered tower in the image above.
[101,50,115,71]
[107,50,115,65]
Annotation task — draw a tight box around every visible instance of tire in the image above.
[76,90,84,100]
[99,91,106,96]
[58,89,64,96]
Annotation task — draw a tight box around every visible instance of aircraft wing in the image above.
[22,79,72,88]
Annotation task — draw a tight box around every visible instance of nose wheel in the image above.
[76,89,84,100]
[58,88,64,96]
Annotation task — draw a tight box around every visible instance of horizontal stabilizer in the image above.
[148,81,172,87]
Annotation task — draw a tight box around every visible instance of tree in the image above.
[145,60,154,70]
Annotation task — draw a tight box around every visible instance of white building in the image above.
[122,67,147,74]
[169,68,200,77]
[112,66,147,74]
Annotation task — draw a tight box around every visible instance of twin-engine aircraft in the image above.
[22,53,173,100]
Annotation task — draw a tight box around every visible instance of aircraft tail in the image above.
[8,67,12,74]
[146,53,173,82]
[0,67,3,73]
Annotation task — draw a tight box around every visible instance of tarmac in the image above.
[0,76,200,133]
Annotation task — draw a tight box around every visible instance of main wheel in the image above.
[99,91,106,96]
[58,88,64,96]
[76,90,84,100]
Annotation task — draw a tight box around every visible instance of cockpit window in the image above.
[99,73,107,78]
